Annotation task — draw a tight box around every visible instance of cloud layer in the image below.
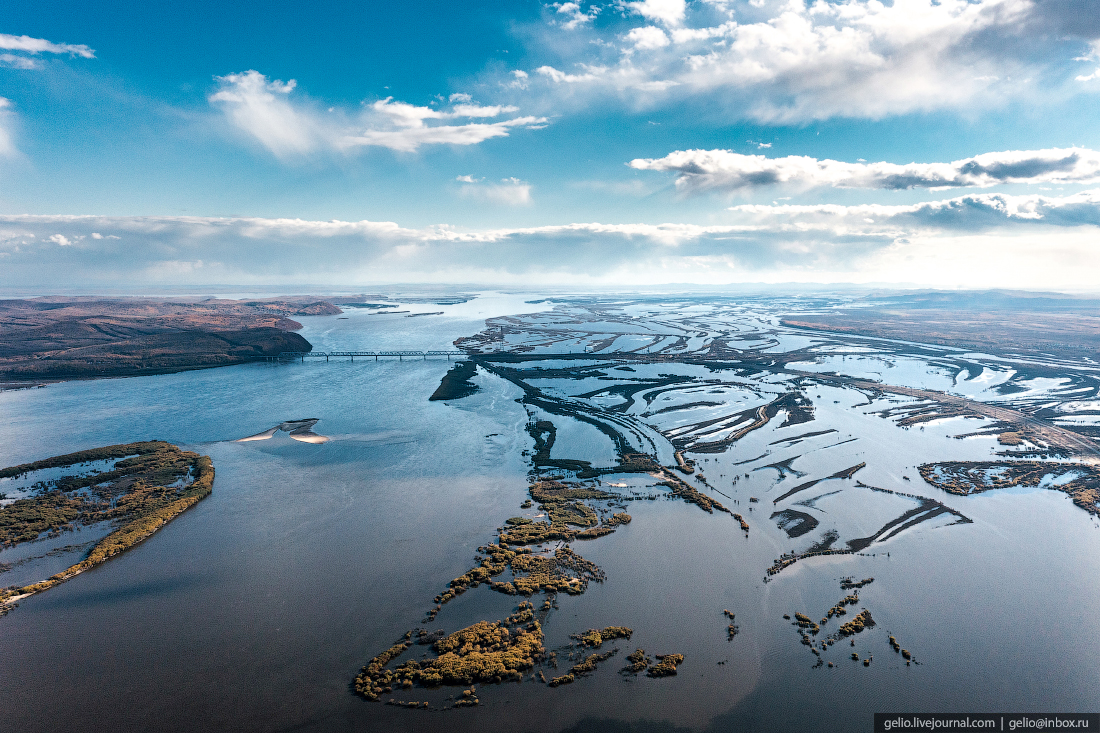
[630,147,1100,193]
[515,0,1093,121]
[3,188,1100,290]
[209,70,547,157]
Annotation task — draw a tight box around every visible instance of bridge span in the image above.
[274,350,467,361]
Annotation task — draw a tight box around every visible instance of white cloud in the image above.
[630,147,1100,193]
[555,2,598,29]
[727,188,1100,229]
[345,113,546,153]
[516,0,1084,121]
[625,26,671,51]
[210,71,547,156]
[457,177,533,206]
[209,71,318,157]
[0,33,95,58]
[4,193,1100,290]
[0,97,15,157]
[627,0,686,27]
[508,70,530,89]
[47,234,72,246]
[535,65,606,83]
[0,53,39,69]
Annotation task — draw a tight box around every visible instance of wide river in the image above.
[1,293,1099,733]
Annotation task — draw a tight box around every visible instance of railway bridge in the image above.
[272,350,467,361]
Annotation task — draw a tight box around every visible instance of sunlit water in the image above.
[1,294,1099,733]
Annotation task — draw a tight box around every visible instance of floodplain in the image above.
[1,291,1099,733]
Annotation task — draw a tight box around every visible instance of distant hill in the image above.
[0,296,339,382]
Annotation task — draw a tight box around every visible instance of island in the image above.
[0,441,214,615]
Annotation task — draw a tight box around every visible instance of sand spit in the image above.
[238,419,330,444]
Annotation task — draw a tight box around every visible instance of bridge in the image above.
[273,350,467,362]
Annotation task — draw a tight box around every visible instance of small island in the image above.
[0,441,214,614]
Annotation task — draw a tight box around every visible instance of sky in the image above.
[2,0,1100,292]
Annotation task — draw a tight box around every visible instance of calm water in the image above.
[1,294,1099,733]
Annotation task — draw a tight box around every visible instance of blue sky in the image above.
[2,0,1100,290]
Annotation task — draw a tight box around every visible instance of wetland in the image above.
[2,290,1100,733]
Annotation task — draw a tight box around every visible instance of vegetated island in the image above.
[0,441,213,615]
[429,360,479,401]
[0,296,337,383]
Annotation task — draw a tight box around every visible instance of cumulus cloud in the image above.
[456,177,533,206]
[554,2,599,29]
[3,190,1100,290]
[630,147,1100,193]
[209,70,547,157]
[625,26,671,51]
[513,0,1088,122]
[627,0,686,27]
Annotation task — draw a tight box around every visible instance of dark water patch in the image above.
[772,463,865,504]
[769,428,837,446]
[645,400,723,416]
[754,456,806,481]
[771,509,819,538]
[31,572,208,610]
[795,490,842,509]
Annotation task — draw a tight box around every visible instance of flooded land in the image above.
[0,441,213,611]
[2,291,1100,732]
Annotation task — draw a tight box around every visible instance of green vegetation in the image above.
[429,361,480,401]
[0,441,214,610]
[354,604,545,702]
[567,649,617,676]
[496,479,615,545]
[838,610,875,637]
[578,626,633,648]
[646,653,684,677]
[435,543,604,604]
[824,594,860,620]
[919,460,1100,516]
[657,475,730,515]
[724,609,739,639]
[840,577,874,590]
[621,649,650,674]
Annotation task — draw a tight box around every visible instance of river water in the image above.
[1,293,1099,733]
